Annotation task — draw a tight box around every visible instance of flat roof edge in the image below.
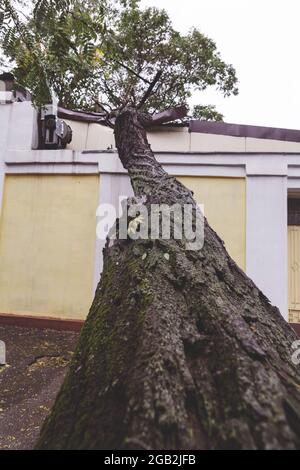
[189,120,300,143]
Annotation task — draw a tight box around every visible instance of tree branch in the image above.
[147,105,188,127]
[113,57,151,85]
[137,70,163,109]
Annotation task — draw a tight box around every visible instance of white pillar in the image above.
[93,172,133,291]
[246,175,288,318]
[7,101,36,151]
[0,105,13,218]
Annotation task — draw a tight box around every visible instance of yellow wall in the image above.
[0,174,99,319]
[178,176,246,269]
[288,226,300,323]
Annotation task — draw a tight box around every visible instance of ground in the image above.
[0,325,79,450]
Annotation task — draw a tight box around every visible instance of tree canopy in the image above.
[0,0,238,119]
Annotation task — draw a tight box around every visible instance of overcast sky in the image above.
[141,0,300,130]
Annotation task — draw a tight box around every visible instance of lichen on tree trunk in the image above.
[36,109,300,450]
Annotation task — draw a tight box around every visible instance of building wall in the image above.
[2,102,300,322]
[0,174,99,319]
[178,176,246,269]
[64,118,300,154]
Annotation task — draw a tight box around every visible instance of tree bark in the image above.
[36,109,300,450]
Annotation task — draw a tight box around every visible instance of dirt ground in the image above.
[0,325,79,450]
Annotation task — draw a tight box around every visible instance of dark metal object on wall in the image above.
[288,199,300,225]
[40,105,72,149]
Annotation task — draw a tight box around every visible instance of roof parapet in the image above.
[189,120,300,143]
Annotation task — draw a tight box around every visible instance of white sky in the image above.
[140,0,300,129]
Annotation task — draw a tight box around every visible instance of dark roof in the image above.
[58,107,107,124]
[189,120,300,143]
[58,105,188,128]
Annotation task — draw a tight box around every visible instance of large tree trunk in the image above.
[36,109,300,450]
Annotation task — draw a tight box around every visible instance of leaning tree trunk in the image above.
[36,109,300,450]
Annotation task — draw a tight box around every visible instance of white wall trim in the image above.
[288,179,300,189]
[6,149,300,180]
[5,163,99,174]
[161,165,245,177]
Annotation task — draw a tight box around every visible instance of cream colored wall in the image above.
[147,127,190,152]
[190,132,245,152]
[65,120,116,151]
[245,138,300,153]
[0,174,99,319]
[65,120,89,150]
[178,176,246,269]
[86,123,116,150]
[65,120,300,153]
